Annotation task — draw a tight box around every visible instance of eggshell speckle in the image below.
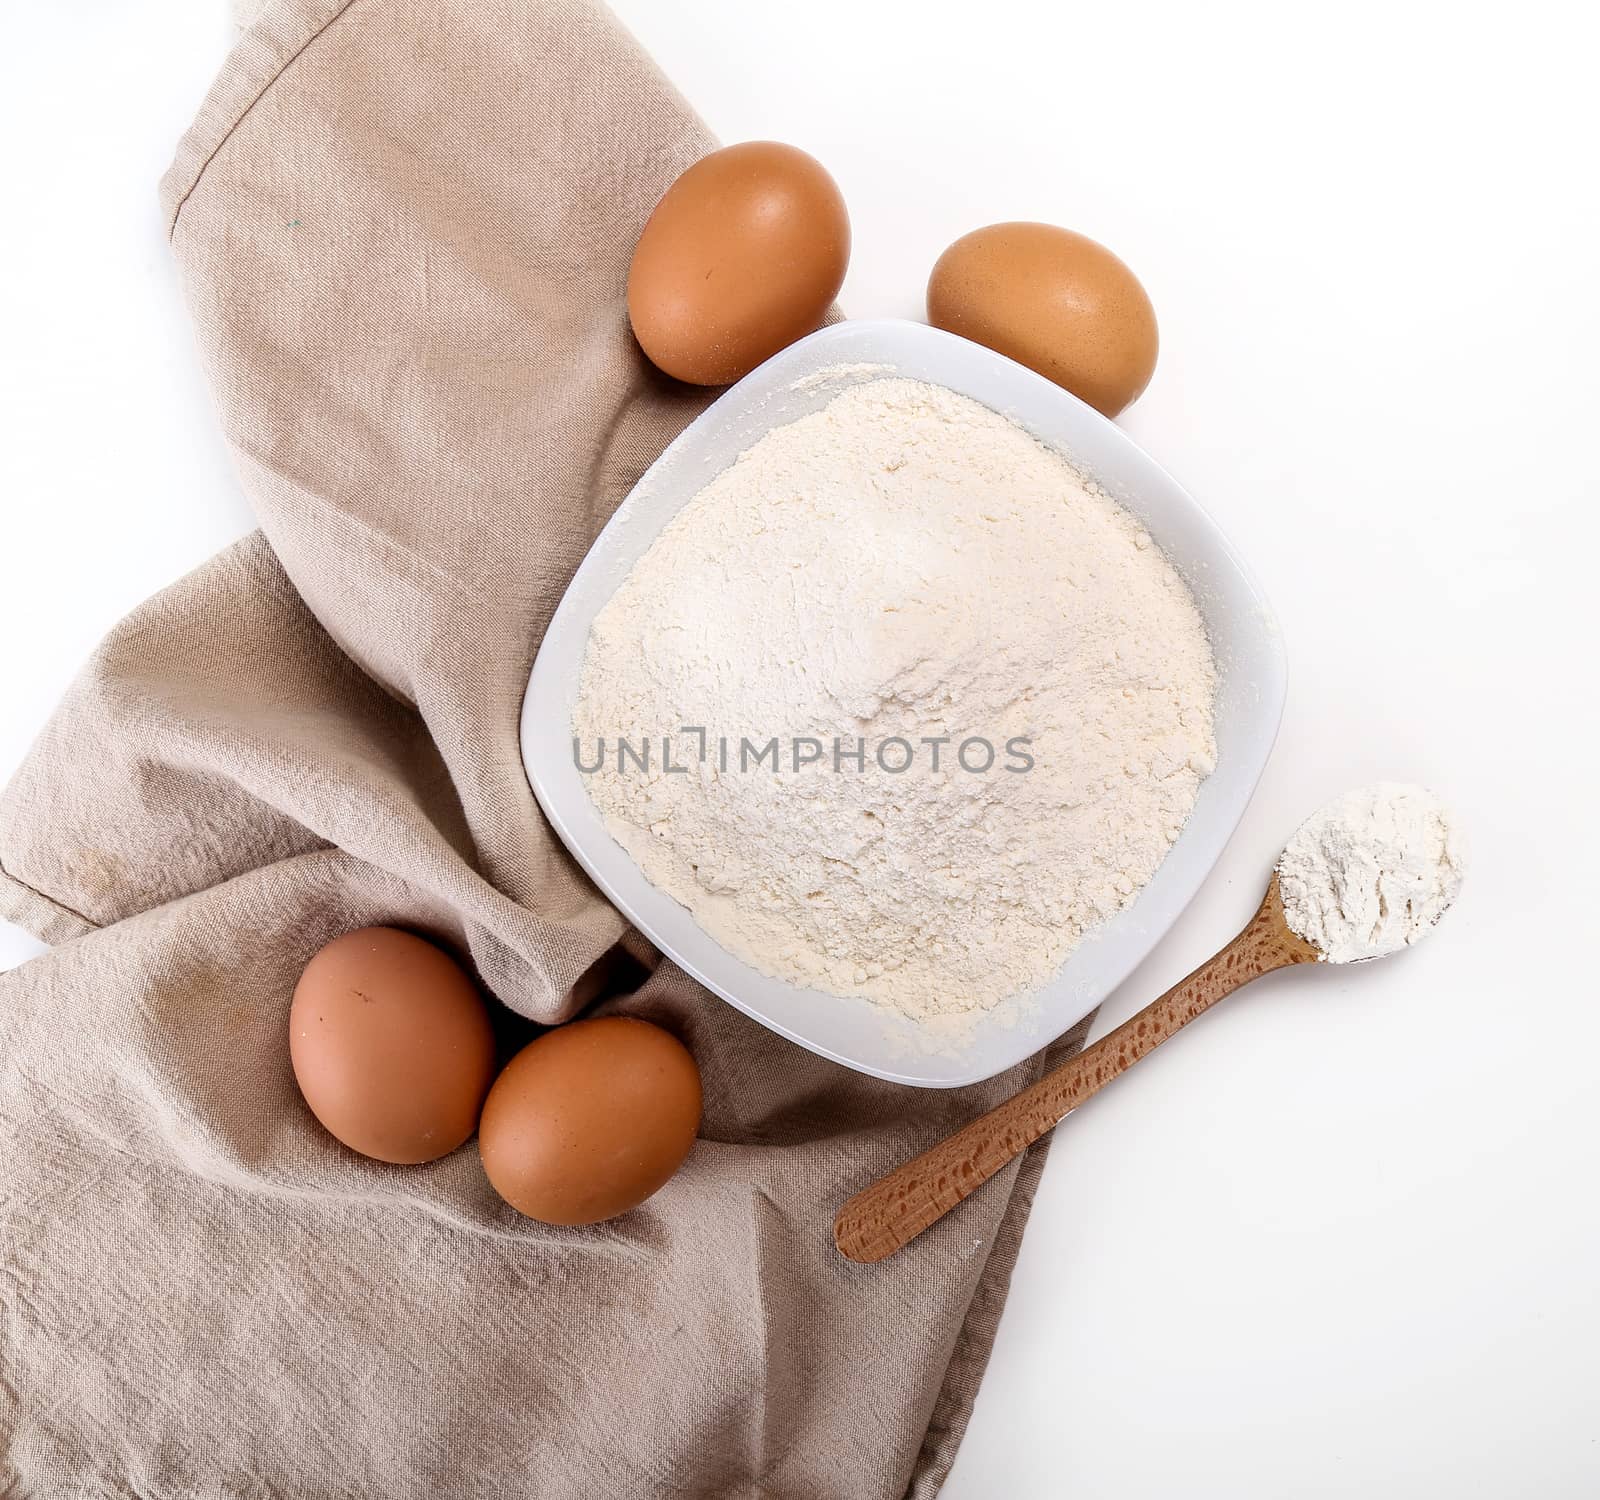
[289,927,496,1165]
[478,1016,702,1226]
[927,221,1159,417]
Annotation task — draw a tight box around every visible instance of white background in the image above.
[4,3,1597,1495]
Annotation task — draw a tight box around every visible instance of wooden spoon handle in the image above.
[834,878,1318,1263]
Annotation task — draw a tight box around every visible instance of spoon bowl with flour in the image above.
[834,782,1466,1262]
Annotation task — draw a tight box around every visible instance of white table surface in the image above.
[4,4,1597,1495]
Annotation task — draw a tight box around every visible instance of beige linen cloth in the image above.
[0,2,1088,1494]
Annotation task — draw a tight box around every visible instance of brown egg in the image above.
[289,927,496,1165]
[628,141,850,385]
[478,1017,702,1226]
[927,222,1159,417]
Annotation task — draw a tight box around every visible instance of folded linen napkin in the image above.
[0,3,1087,1493]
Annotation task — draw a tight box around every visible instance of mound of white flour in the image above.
[1278,783,1465,963]
[574,378,1217,1021]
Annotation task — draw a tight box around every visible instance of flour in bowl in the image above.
[573,378,1217,1022]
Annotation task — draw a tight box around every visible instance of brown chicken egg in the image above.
[478,1016,702,1226]
[289,927,496,1165]
[927,222,1159,417]
[627,141,850,385]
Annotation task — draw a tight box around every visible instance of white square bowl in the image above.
[520,319,1285,1088]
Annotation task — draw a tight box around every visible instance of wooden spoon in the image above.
[833,874,1321,1264]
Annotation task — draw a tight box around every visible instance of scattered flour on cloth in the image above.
[574,378,1217,1022]
[1278,782,1465,963]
